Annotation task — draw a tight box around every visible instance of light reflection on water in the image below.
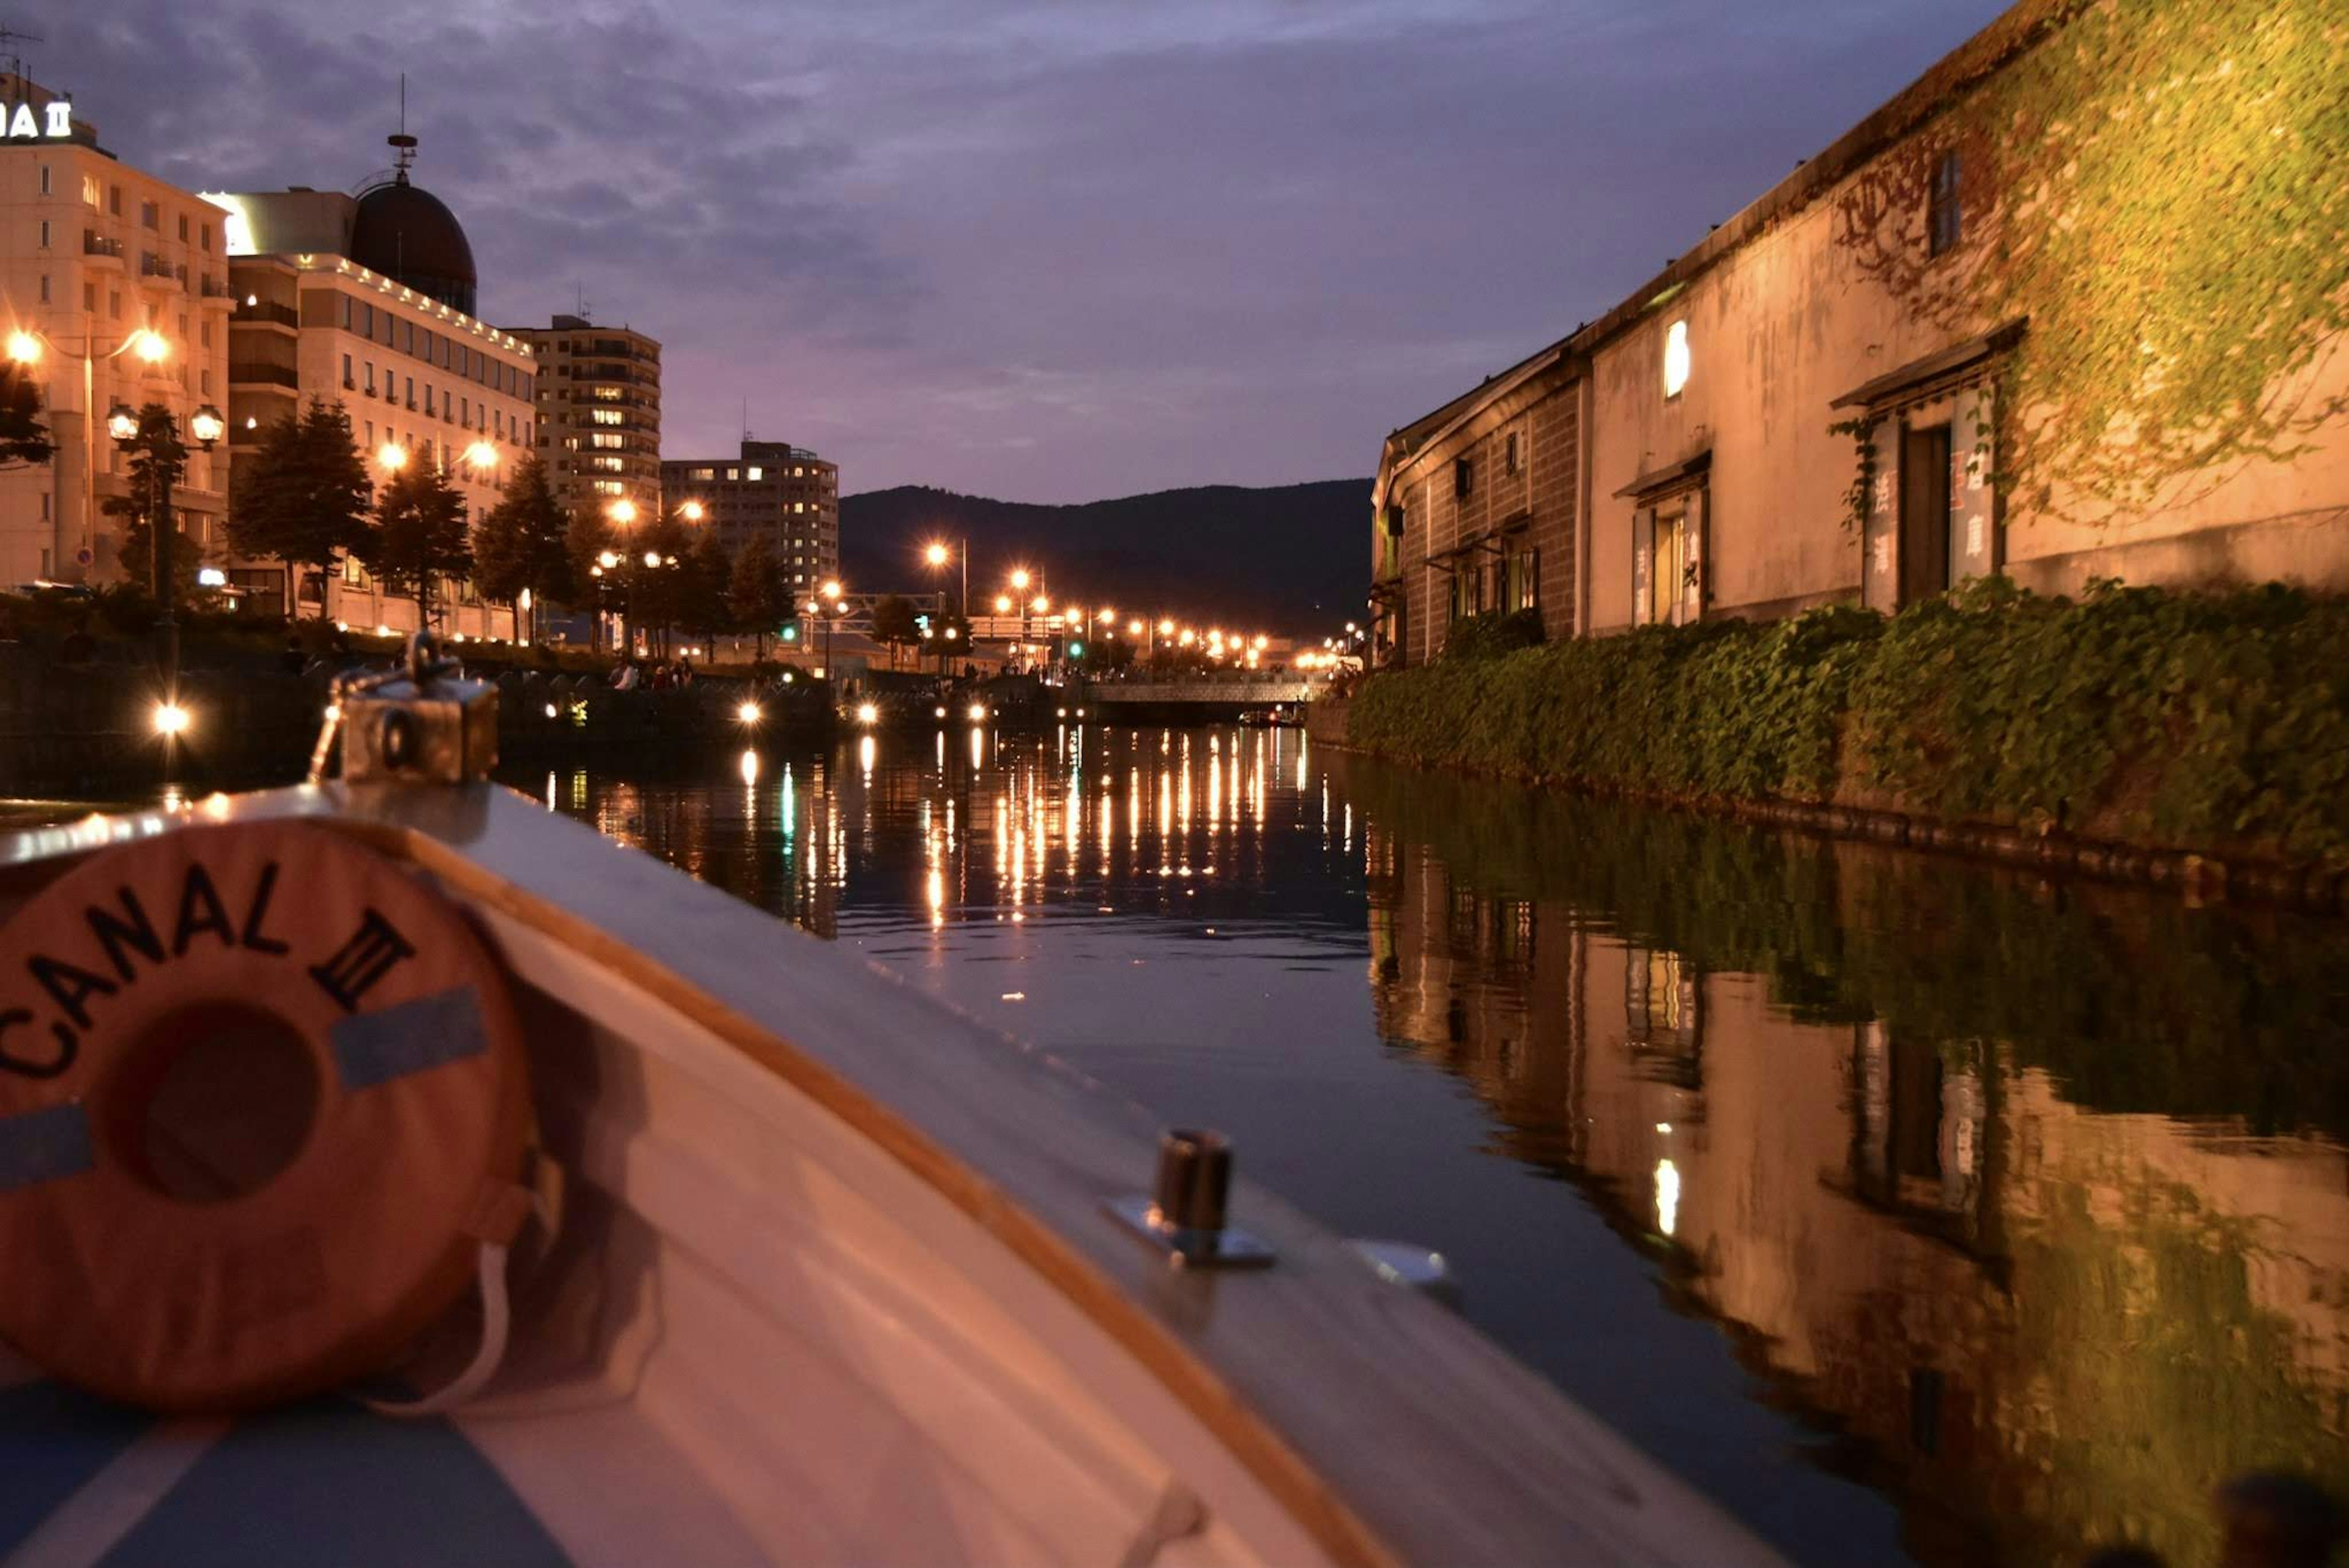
[518,724,2349,1568]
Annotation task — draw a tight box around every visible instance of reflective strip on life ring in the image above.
[0,820,531,1413]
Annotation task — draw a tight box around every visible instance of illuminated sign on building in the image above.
[3,101,72,139]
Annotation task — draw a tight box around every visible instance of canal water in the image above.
[508,723,2349,1567]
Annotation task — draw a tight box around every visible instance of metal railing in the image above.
[83,231,124,259]
[227,362,300,389]
[235,300,301,329]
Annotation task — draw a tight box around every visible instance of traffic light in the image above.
[778,620,801,645]
[1067,639,1085,659]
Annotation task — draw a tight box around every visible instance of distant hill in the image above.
[839,480,1370,632]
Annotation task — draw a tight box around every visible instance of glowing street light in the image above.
[993,593,1012,613]
[376,442,409,472]
[1009,568,1031,592]
[151,701,190,737]
[462,440,499,472]
[737,700,763,725]
[128,329,168,365]
[925,543,950,567]
[1128,619,1145,637]
[4,329,39,366]
[678,500,705,522]
[856,702,879,726]
[608,497,639,526]
[820,579,842,601]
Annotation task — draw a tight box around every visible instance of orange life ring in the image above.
[0,820,531,1413]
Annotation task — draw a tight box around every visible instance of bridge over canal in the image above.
[1072,675,1319,719]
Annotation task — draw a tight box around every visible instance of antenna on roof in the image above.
[388,73,418,185]
[741,398,751,444]
[0,23,44,87]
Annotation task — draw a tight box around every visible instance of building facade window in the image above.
[37,163,49,196]
[1512,548,1538,612]
[37,275,47,304]
[36,218,48,248]
[1504,432,1520,475]
[343,353,354,388]
[1664,320,1691,398]
[1929,149,1963,256]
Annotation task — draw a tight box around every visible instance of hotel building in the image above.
[213,143,538,637]
[0,75,234,589]
[659,440,839,595]
[511,314,661,526]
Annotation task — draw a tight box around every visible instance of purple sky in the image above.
[56,1,2007,502]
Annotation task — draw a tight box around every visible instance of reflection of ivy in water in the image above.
[1334,755,2349,1137]
[1829,2,2349,518]
[1993,1181,2347,1567]
[1342,755,2349,1566]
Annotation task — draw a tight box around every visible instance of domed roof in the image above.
[349,175,477,318]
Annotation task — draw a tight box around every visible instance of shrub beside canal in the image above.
[1349,579,2349,865]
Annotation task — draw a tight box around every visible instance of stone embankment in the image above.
[0,645,824,797]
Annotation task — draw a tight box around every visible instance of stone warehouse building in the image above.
[1371,0,2349,664]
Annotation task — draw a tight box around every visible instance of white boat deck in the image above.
[0,784,1787,1567]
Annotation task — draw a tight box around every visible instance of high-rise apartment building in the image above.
[511,314,661,526]
[660,440,839,595]
[0,75,234,587]
[212,140,538,636]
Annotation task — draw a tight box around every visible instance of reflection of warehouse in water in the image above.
[1364,822,2349,1566]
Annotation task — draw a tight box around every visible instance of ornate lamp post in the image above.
[10,327,175,585]
[108,395,223,707]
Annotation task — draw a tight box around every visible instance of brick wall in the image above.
[1383,367,1581,666]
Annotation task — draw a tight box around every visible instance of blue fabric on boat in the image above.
[0,1101,95,1193]
[0,1380,150,1555]
[330,984,489,1091]
[98,1397,571,1568]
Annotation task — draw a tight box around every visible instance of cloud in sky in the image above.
[50,0,2008,500]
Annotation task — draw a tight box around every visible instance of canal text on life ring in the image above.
[0,819,532,1412]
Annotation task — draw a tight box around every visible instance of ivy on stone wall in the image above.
[1827,414,1882,534]
[1348,580,2349,864]
[1830,1,2349,521]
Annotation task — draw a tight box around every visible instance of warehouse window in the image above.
[1928,150,1963,256]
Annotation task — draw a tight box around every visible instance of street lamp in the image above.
[819,578,845,684]
[9,326,188,588]
[377,442,409,473]
[923,537,967,676]
[109,398,223,742]
[609,497,639,527]
[678,500,705,523]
